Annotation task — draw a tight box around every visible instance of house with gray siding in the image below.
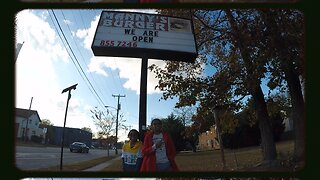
[15,108,44,141]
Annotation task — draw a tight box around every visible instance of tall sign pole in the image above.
[60,83,78,171]
[139,56,148,142]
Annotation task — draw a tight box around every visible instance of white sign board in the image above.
[91,11,197,62]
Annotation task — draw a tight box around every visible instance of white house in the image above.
[15,108,44,141]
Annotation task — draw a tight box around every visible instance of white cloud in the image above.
[15,9,180,140]
[15,10,97,132]
[75,14,100,50]
[16,10,54,49]
[87,57,109,77]
[63,19,72,25]
[75,28,88,39]
[75,10,166,95]
[87,56,166,95]
[77,9,157,50]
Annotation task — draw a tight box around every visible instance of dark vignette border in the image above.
[3,0,318,179]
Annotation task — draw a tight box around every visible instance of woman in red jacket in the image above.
[140,118,179,172]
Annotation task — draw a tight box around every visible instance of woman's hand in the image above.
[155,139,164,149]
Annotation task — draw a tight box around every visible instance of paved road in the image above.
[15,146,117,170]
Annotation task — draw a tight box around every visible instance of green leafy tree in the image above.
[223,95,287,149]
[258,9,305,165]
[81,127,92,133]
[154,9,277,161]
[224,9,277,161]
[154,9,304,165]
[173,106,200,152]
[161,113,185,151]
[39,119,53,127]
[183,125,199,152]
[173,106,195,127]
[90,107,127,152]
[90,107,115,140]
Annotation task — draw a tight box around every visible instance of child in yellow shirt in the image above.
[121,129,143,171]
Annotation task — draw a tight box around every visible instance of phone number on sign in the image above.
[100,40,137,47]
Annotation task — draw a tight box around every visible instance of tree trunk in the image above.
[225,10,277,162]
[284,65,305,166]
[251,84,277,161]
[260,9,305,167]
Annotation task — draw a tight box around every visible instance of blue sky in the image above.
[15,9,182,142]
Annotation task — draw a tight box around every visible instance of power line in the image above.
[49,9,107,108]
[49,9,133,120]
[66,10,113,106]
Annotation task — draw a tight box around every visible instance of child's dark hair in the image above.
[128,129,139,139]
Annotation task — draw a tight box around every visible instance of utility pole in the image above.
[60,83,78,171]
[24,97,33,141]
[112,94,125,155]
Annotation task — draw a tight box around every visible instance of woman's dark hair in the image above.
[127,129,139,139]
[151,118,162,125]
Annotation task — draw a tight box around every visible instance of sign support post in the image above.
[139,56,148,142]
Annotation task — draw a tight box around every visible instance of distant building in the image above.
[198,125,220,150]
[15,108,44,141]
[45,126,92,147]
[283,116,293,132]
[280,110,294,141]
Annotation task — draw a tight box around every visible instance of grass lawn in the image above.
[175,140,295,171]
[31,140,295,172]
[103,140,295,172]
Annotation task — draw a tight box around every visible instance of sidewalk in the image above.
[82,156,122,171]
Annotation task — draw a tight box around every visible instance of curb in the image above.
[83,156,122,171]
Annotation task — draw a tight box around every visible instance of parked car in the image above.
[69,142,89,153]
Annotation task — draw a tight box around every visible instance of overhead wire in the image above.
[49,9,107,109]
[67,10,112,107]
[76,9,115,105]
[49,9,142,127]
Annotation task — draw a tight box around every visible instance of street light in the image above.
[105,105,120,155]
[60,83,77,171]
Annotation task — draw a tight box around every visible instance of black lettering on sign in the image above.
[132,36,153,43]
[124,29,135,35]
[142,30,159,37]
